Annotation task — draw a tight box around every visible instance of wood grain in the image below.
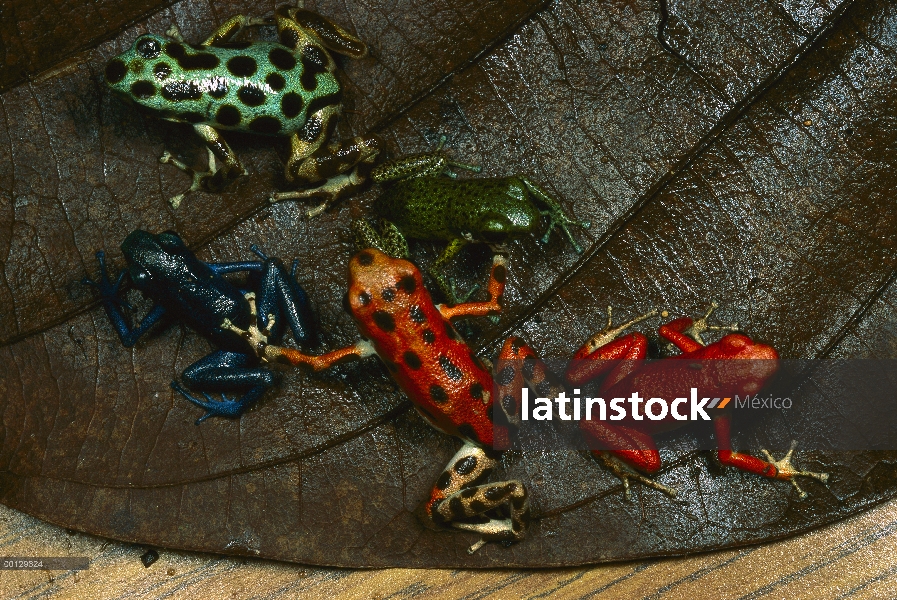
[3,500,897,599]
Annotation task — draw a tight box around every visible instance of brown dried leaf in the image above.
[2,0,896,567]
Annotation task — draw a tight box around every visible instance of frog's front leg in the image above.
[423,442,528,554]
[265,340,375,370]
[171,350,279,424]
[82,251,167,346]
[517,177,590,253]
[271,133,382,217]
[659,301,738,350]
[429,237,469,305]
[160,124,245,208]
[437,254,506,320]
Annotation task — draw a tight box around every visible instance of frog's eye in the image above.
[135,35,161,59]
[157,231,184,249]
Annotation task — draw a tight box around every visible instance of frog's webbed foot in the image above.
[597,452,678,500]
[81,251,127,303]
[516,176,590,253]
[684,301,739,346]
[761,441,829,499]
[538,207,591,253]
[171,383,259,425]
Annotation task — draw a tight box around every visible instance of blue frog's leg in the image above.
[83,251,167,347]
[203,249,317,346]
[206,261,264,275]
[172,350,279,424]
[251,247,318,347]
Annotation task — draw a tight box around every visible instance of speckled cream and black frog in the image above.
[105,4,381,213]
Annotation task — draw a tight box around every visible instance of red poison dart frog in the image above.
[244,220,582,552]
[566,303,829,498]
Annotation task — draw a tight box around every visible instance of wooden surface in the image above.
[3,500,897,599]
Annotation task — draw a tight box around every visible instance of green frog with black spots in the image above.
[371,138,591,303]
[105,4,381,213]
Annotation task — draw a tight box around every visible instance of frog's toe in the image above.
[171,382,240,424]
[82,256,126,300]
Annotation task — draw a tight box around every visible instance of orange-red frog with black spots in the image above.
[251,221,565,552]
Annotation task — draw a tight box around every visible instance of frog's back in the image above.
[106,35,341,136]
[375,176,530,240]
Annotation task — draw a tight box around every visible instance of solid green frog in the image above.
[105,4,381,212]
[370,138,591,302]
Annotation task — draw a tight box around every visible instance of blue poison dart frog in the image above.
[225,220,665,553]
[369,137,591,302]
[105,4,381,213]
[83,230,316,423]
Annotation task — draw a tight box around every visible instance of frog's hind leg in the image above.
[371,135,482,184]
[172,350,279,424]
[201,14,271,46]
[279,5,368,59]
[351,219,410,259]
[251,247,318,346]
[271,132,382,217]
[713,416,828,498]
[423,442,529,554]
[518,177,590,253]
[82,251,169,347]
[160,124,245,208]
[428,237,469,305]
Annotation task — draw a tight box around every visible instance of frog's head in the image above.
[104,34,173,108]
[121,229,190,291]
[346,248,423,319]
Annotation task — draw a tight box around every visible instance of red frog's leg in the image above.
[565,307,678,498]
[437,255,506,321]
[658,301,738,351]
[567,306,661,389]
[663,303,828,497]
